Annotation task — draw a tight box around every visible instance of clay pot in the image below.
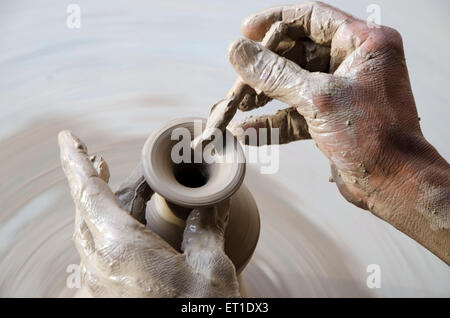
[141,117,260,274]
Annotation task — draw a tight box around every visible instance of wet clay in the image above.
[194,17,332,149]
[192,22,289,149]
[142,118,260,274]
[59,130,243,297]
[229,108,311,146]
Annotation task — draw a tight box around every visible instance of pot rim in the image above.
[141,117,246,208]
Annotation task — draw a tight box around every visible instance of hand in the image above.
[227,2,449,263]
[58,130,240,297]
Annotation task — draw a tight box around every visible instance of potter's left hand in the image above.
[58,130,239,297]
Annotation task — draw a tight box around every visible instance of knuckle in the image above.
[309,1,324,7]
[381,27,403,47]
[316,74,347,97]
[302,1,321,8]
[370,26,403,52]
[262,55,288,93]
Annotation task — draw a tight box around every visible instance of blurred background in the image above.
[0,0,449,297]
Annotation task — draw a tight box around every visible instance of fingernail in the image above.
[241,16,257,40]
[241,15,253,30]
[241,11,279,41]
[57,130,70,145]
[58,130,84,149]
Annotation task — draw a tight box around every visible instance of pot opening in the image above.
[173,161,209,188]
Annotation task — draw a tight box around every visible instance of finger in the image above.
[238,89,272,112]
[235,21,287,112]
[73,212,114,279]
[114,164,153,224]
[228,38,332,111]
[192,21,291,151]
[228,107,311,146]
[181,200,238,283]
[58,130,97,201]
[191,97,239,150]
[72,155,110,264]
[181,201,229,253]
[73,208,111,279]
[72,154,110,258]
[238,40,330,112]
[242,2,358,44]
[242,5,287,42]
[58,130,140,235]
[226,75,272,112]
[242,2,370,72]
[90,155,110,183]
[88,152,176,257]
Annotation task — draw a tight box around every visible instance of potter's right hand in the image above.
[228,2,450,263]
[58,130,240,297]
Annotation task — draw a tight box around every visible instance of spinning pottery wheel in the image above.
[0,0,448,297]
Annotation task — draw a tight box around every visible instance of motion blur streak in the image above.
[0,0,448,297]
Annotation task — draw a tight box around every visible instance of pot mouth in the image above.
[142,117,246,208]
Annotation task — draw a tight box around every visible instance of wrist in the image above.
[380,138,449,218]
[373,137,450,263]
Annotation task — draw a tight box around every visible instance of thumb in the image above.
[228,38,330,110]
[181,200,238,286]
[181,200,230,257]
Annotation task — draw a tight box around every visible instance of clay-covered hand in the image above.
[228,2,449,263]
[58,130,240,297]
